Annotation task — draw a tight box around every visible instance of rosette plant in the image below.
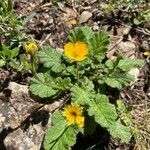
[29,26,144,150]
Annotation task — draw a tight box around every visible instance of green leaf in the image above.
[103,57,143,89]
[68,26,93,43]
[80,26,94,44]
[89,31,109,61]
[38,47,64,73]
[21,54,28,64]
[44,111,79,150]
[2,45,11,58]
[71,85,92,105]
[109,120,132,143]
[104,72,134,89]
[117,100,133,126]
[117,100,126,113]
[105,56,122,70]
[29,73,59,98]
[9,59,22,71]
[118,58,144,71]
[0,59,6,67]
[11,48,19,58]
[88,94,117,128]
[66,65,76,76]
[55,77,73,91]
[71,78,95,105]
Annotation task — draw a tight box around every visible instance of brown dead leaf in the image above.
[61,7,77,26]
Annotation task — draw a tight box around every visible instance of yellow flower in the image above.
[143,51,150,56]
[25,42,38,55]
[64,41,88,61]
[62,104,84,128]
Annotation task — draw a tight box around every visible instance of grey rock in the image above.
[79,11,92,24]
[0,82,47,150]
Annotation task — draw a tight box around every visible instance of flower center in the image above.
[71,111,77,117]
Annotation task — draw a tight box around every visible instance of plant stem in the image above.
[76,62,79,84]
[31,55,36,75]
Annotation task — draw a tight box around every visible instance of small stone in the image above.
[79,11,92,24]
[90,0,97,4]
[141,41,149,50]
[129,68,140,83]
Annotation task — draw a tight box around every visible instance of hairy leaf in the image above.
[104,72,134,89]
[71,78,95,105]
[118,58,144,71]
[29,73,58,98]
[103,57,143,89]
[89,31,109,61]
[44,111,79,150]
[68,26,93,43]
[55,77,73,91]
[109,120,132,143]
[38,47,64,72]
[105,56,122,70]
[71,86,92,105]
[88,94,117,128]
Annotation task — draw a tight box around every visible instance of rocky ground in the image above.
[0,0,150,150]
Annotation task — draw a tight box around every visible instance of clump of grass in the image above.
[132,94,150,150]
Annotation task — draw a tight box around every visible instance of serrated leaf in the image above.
[66,65,76,76]
[88,94,117,128]
[118,58,144,71]
[68,26,93,43]
[55,77,73,91]
[44,111,79,150]
[71,78,95,105]
[109,120,132,143]
[104,72,134,89]
[71,85,92,105]
[89,31,109,61]
[80,26,94,44]
[38,47,64,73]
[105,56,122,69]
[29,73,58,98]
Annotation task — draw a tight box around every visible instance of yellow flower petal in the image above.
[64,42,75,60]
[64,41,88,61]
[73,41,88,61]
[143,51,150,56]
[76,116,84,128]
[62,104,84,128]
[25,42,38,55]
